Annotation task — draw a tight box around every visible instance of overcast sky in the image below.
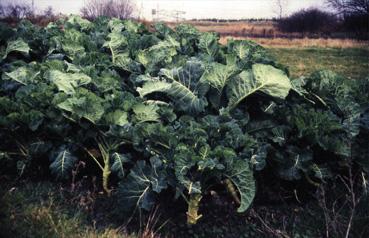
[3,0,329,20]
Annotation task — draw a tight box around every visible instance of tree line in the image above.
[277,0,368,39]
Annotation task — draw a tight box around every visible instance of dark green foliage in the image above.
[0,16,368,225]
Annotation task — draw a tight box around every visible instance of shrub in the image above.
[81,0,135,20]
[278,8,337,34]
[0,2,34,21]
[341,12,369,38]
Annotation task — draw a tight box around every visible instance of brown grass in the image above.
[167,20,277,37]
[163,20,369,49]
[219,36,369,48]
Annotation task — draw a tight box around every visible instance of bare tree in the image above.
[274,0,289,19]
[0,4,5,18]
[0,2,34,20]
[81,0,136,20]
[43,6,54,18]
[326,0,369,14]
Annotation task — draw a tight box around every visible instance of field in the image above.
[168,20,277,37]
[270,47,369,79]
[1,18,368,238]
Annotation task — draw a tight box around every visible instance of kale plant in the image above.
[0,16,368,224]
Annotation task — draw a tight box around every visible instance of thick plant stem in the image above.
[224,178,240,205]
[186,193,203,225]
[99,143,112,196]
[102,162,111,196]
[109,45,115,64]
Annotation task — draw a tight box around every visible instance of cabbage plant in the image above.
[0,16,368,224]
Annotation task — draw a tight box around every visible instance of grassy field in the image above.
[270,47,369,79]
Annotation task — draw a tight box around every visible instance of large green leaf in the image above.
[103,32,128,63]
[66,15,93,31]
[108,18,125,32]
[118,159,167,211]
[201,61,238,108]
[136,37,179,73]
[227,64,292,109]
[133,103,160,123]
[136,77,172,97]
[173,144,202,194]
[198,32,219,58]
[201,62,238,93]
[111,152,130,178]
[114,53,142,73]
[2,38,30,59]
[57,89,104,123]
[225,159,256,213]
[290,106,350,157]
[47,70,91,95]
[104,110,129,126]
[227,39,274,66]
[49,145,77,179]
[137,60,208,113]
[3,66,40,85]
[61,29,87,59]
[159,60,209,113]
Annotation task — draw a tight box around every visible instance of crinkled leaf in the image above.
[201,61,238,108]
[133,103,160,123]
[104,110,129,126]
[137,37,179,73]
[137,78,172,97]
[114,53,142,73]
[57,89,104,123]
[227,39,274,66]
[108,18,125,32]
[198,32,219,58]
[103,32,128,61]
[61,29,87,59]
[48,70,91,95]
[159,60,209,113]
[67,15,93,30]
[174,144,202,194]
[202,62,238,93]
[227,64,292,109]
[2,38,30,59]
[4,66,40,85]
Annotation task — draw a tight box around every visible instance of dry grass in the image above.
[164,20,369,49]
[168,20,277,36]
[219,36,369,48]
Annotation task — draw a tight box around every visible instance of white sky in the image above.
[3,0,329,20]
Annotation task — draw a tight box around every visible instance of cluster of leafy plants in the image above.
[0,16,368,225]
